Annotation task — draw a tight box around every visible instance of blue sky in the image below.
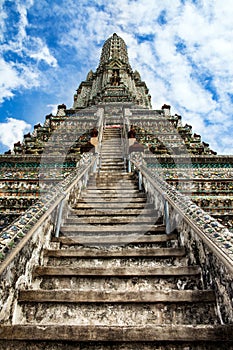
[0,0,233,154]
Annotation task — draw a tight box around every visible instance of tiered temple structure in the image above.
[1,33,232,233]
[0,33,233,348]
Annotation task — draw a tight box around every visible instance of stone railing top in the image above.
[130,153,233,273]
[0,153,96,270]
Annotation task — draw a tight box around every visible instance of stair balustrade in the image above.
[0,153,97,322]
[130,152,233,323]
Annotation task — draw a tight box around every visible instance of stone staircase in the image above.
[1,127,233,349]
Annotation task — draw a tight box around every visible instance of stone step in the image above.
[101,152,122,155]
[99,167,125,171]
[2,324,233,343]
[88,178,136,182]
[101,148,122,151]
[102,142,122,144]
[100,157,123,161]
[100,156,123,159]
[101,147,122,149]
[93,174,129,179]
[93,172,133,178]
[100,158,123,160]
[7,301,218,325]
[34,265,201,277]
[101,145,122,148]
[100,154,123,158]
[0,340,232,350]
[102,133,121,135]
[103,131,121,133]
[85,184,138,189]
[102,140,121,142]
[86,186,138,191]
[101,149,122,151]
[103,129,121,131]
[77,197,148,203]
[18,289,215,303]
[82,188,140,194]
[88,178,136,183]
[37,273,203,292]
[81,192,146,198]
[103,133,121,135]
[1,325,233,343]
[101,142,122,144]
[73,202,152,209]
[52,233,176,245]
[60,223,166,234]
[99,165,124,168]
[44,247,185,258]
[103,132,121,134]
[64,216,161,224]
[91,172,133,176]
[100,162,124,166]
[100,164,125,168]
[100,155,122,158]
[101,155,123,158]
[98,171,126,175]
[86,185,138,190]
[69,208,157,216]
[45,258,186,270]
[100,161,124,165]
[100,157,123,160]
[98,171,126,174]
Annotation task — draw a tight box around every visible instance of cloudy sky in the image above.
[0,0,232,154]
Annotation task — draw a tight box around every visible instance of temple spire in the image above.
[73,33,152,109]
[98,33,131,69]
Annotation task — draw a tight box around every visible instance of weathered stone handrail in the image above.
[0,153,96,274]
[121,114,130,167]
[130,154,233,274]
[95,108,104,171]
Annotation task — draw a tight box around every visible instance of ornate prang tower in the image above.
[73,33,151,108]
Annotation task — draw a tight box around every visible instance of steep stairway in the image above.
[1,127,233,349]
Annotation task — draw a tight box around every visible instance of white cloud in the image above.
[0,59,20,101]
[0,117,31,150]
[29,38,57,67]
[47,104,58,115]
[0,1,7,41]
[0,0,57,105]
[0,57,40,103]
